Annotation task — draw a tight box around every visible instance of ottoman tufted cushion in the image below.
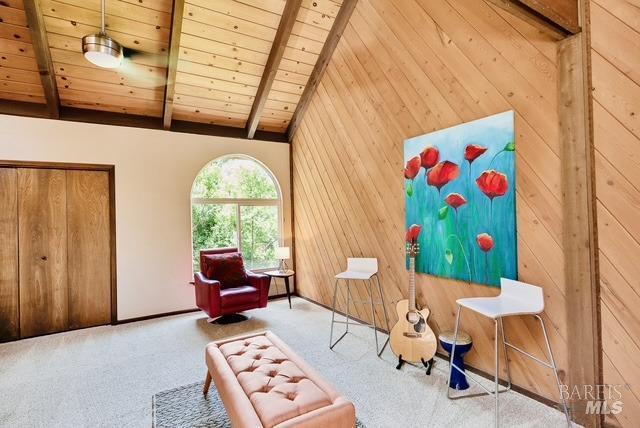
[205,331,356,428]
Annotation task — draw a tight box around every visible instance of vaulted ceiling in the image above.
[0,1,46,104]
[0,0,577,141]
[0,0,353,141]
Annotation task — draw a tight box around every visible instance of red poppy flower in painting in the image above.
[420,146,439,169]
[445,193,467,210]
[427,161,460,191]
[476,170,508,200]
[406,224,422,244]
[476,233,494,252]
[464,144,488,164]
[404,156,421,180]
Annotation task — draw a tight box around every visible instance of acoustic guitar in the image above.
[390,225,438,374]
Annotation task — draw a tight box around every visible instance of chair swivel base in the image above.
[208,313,250,324]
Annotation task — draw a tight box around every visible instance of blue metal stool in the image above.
[439,330,472,390]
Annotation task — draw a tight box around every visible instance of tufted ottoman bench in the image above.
[203,331,356,428]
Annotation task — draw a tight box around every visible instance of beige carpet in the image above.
[0,297,570,427]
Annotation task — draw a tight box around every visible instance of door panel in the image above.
[18,168,68,338]
[0,168,19,341]
[67,170,111,328]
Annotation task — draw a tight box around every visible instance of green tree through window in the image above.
[191,157,281,272]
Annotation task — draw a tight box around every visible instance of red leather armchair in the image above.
[194,248,270,322]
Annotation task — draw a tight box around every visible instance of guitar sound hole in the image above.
[406,311,420,325]
[404,310,427,336]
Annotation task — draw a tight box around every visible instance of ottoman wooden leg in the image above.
[203,371,212,396]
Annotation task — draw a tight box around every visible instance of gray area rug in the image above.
[152,381,365,428]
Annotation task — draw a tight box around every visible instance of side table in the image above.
[264,270,295,309]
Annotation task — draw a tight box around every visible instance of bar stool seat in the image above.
[329,258,390,357]
[334,270,375,280]
[457,295,542,319]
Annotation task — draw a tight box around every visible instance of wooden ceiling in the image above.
[0,0,353,141]
[0,1,46,104]
[0,0,577,141]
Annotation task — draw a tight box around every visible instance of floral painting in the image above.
[404,111,517,287]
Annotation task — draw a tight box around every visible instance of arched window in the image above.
[191,155,282,271]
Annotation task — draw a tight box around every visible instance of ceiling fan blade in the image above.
[117,56,167,89]
[122,46,168,68]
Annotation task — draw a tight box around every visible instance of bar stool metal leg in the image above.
[374,274,390,332]
[329,279,346,349]
[447,307,510,402]
[498,317,512,390]
[345,280,351,333]
[447,305,462,399]
[365,279,379,354]
[536,315,572,426]
[494,319,500,428]
[372,274,390,356]
[330,274,390,357]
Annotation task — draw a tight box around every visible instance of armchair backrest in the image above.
[199,248,248,289]
[200,247,239,273]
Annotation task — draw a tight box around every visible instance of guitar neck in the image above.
[409,256,416,311]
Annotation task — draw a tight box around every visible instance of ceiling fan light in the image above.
[82,33,123,68]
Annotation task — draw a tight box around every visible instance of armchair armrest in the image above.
[194,272,222,316]
[195,272,221,288]
[246,271,270,308]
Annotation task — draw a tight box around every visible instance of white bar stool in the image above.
[329,258,390,356]
[447,278,571,427]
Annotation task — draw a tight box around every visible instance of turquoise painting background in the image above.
[404,111,517,287]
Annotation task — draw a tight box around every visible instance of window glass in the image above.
[192,157,278,199]
[191,156,281,272]
[191,204,238,271]
[240,205,279,270]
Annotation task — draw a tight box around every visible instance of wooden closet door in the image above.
[67,170,111,329]
[0,168,19,341]
[18,168,68,338]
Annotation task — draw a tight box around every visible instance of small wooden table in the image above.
[264,270,295,308]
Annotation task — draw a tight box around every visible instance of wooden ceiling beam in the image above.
[0,99,288,142]
[23,0,60,119]
[485,0,577,37]
[246,0,302,139]
[0,99,50,118]
[287,0,358,141]
[162,0,185,130]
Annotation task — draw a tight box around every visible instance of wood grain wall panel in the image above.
[591,0,640,425]
[0,168,19,342]
[66,170,111,330]
[17,168,68,338]
[291,0,569,403]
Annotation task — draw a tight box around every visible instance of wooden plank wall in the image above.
[590,0,640,426]
[291,0,568,402]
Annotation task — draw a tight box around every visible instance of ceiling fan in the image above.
[81,0,166,86]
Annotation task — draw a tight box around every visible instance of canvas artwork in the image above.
[404,111,517,287]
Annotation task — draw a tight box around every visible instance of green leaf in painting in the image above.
[406,185,413,197]
[504,141,515,152]
[445,249,453,265]
[438,205,449,220]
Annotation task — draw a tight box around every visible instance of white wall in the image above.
[0,114,292,320]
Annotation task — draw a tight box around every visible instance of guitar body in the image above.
[390,299,437,363]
